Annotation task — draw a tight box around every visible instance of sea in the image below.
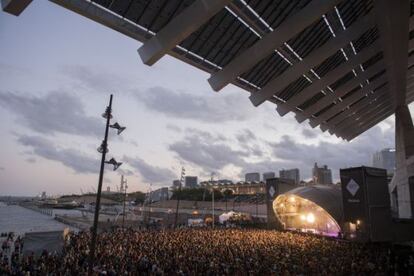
[0,202,79,235]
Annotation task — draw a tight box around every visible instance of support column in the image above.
[394,105,414,218]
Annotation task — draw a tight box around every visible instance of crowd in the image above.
[1,228,413,275]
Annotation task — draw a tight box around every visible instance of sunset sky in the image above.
[0,1,405,196]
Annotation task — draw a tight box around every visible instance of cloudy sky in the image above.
[0,1,406,196]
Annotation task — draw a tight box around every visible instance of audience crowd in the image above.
[1,228,413,275]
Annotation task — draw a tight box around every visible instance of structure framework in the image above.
[3,0,414,218]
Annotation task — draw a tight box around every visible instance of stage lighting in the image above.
[97,144,108,153]
[105,157,122,171]
[110,122,126,135]
[102,107,113,119]
[306,213,315,223]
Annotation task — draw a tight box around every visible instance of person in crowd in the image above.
[0,227,411,275]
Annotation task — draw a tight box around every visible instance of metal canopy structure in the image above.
[3,0,414,219]
[2,0,413,141]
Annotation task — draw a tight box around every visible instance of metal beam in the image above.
[335,96,391,133]
[207,0,342,91]
[344,109,394,140]
[249,13,375,107]
[1,0,32,16]
[276,41,381,117]
[308,77,387,127]
[327,91,390,134]
[374,0,409,107]
[295,60,384,122]
[322,86,389,132]
[138,0,230,66]
[336,100,392,136]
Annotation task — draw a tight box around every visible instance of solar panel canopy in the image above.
[46,0,414,140]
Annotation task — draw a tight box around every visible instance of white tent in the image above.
[219,211,237,224]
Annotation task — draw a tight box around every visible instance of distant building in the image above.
[245,172,260,182]
[203,181,266,195]
[312,163,333,185]
[147,187,170,202]
[279,168,300,184]
[184,176,198,188]
[263,172,276,181]
[41,192,47,200]
[172,180,181,189]
[199,179,233,187]
[372,148,396,174]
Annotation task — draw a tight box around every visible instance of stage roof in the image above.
[10,0,413,140]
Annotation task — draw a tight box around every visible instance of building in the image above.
[202,181,265,195]
[184,176,198,188]
[263,172,276,181]
[279,168,300,184]
[245,172,260,182]
[312,163,333,185]
[172,180,181,189]
[372,148,396,174]
[147,187,170,203]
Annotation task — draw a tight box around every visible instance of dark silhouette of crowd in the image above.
[1,228,413,275]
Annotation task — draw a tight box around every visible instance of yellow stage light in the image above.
[306,213,315,223]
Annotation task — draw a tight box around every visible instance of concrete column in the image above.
[394,105,414,218]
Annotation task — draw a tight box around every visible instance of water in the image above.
[0,202,78,235]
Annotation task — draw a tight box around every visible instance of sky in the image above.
[0,1,407,196]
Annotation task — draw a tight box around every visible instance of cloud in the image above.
[25,157,36,163]
[0,91,102,137]
[236,129,256,144]
[123,156,175,184]
[166,124,182,133]
[61,65,128,93]
[136,86,253,122]
[0,167,4,171]
[268,126,394,179]
[17,134,98,174]
[236,129,263,157]
[117,168,134,176]
[169,129,248,171]
[302,128,317,139]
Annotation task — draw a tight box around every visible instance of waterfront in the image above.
[0,202,77,234]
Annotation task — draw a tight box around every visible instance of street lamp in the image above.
[121,176,128,228]
[88,94,125,275]
[105,158,122,171]
[174,167,185,229]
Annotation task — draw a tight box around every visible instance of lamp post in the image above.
[211,172,215,229]
[121,175,128,228]
[147,183,152,227]
[88,94,125,275]
[174,167,185,229]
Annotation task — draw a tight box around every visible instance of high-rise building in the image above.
[312,163,332,185]
[372,148,396,174]
[279,168,300,184]
[147,187,170,202]
[172,180,181,189]
[263,172,276,181]
[245,172,260,182]
[184,176,198,188]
